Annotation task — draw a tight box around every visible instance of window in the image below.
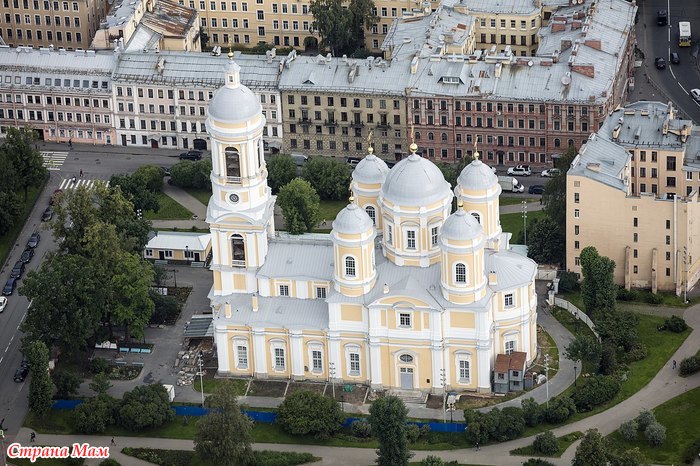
[504,293,514,307]
[274,347,285,370]
[279,284,289,296]
[455,263,467,283]
[458,359,470,382]
[225,147,241,179]
[311,350,323,372]
[574,193,580,203]
[406,230,416,249]
[236,343,248,368]
[399,354,414,363]
[315,287,327,299]
[349,352,360,375]
[505,339,516,355]
[399,312,411,328]
[345,256,356,277]
[231,234,245,265]
[471,212,481,224]
[365,205,376,225]
[574,209,580,218]
[431,226,439,246]
[387,224,393,245]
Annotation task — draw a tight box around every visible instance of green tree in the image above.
[572,429,608,466]
[277,178,321,234]
[579,247,616,314]
[118,384,175,431]
[133,165,166,192]
[542,144,577,228]
[276,390,344,439]
[20,254,104,353]
[194,381,254,466]
[521,398,544,427]
[0,191,21,236]
[608,447,649,466]
[493,406,525,441]
[348,0,377,52]
[108,252,155,342]
[595,310,639,351]
[533,431,558,455]
[525,217,566,264]
[73,394,117,434]
[52,371,82,398]
[644,421,666,447]
[109,174,160,213]
[0,127,46,200]
[310,0,354,55]
[89,373,113,395]
[618,419,638,442]
[436,163,457,188]
[170,159,212,189]
[369,396,411,466]
[267,155,298,194]
[564,335,602,369]
[302,157,351,201]
[25,340,54,418]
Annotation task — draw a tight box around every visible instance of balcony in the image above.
[376,121,391,129]
[226,176,241,183]
[231,259,246,267]
[324,119,338,127]
[298,118,312,126]
[350,120,365,128]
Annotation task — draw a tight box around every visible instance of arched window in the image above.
[455,263,467,283]
[225,147,241,179]
[365,206,376,225]
[345,256,356,277]
[428,132,434,141]
[415,132,421,141]
[441,132,448,142]
[231,234,245,266]
[568,139,575,148]
[399,354,414,363]
[554,138,561,148]
[471,212,481,224]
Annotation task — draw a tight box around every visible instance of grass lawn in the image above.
[144,192,193,220]
[0,182,44,267]
[5,458,84,466]
[318,200,347,224]
[122,447,319,466]
[607,387,700,464]
[562,289,699,310]
[192,377,248,395]
[183,187,212,206]
[500,196,536,206]
[499,210,545,243]
[510,431,584,457]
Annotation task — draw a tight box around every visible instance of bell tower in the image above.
[206,55,276,296]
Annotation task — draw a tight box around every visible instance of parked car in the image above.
[20,248,34,264]
[20,355,30,369]
[507,165,532,176]
[10,261,25,279]
[27,233,41,249]
[179,150,202,160]
[347,156,361,167]
[655,57,666,69]
[41,207,53,222]
[0,296,7,313]
[657,10,667,26]
[541,168,561,177]
[691,89,700,102]
[13,365,29,382]
[528,184,546,195]
[49,189,63,206]
[2,277,17,296]
[671,52,680,64]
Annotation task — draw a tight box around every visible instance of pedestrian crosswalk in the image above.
[41,151,69,171]
[58,178,110,191]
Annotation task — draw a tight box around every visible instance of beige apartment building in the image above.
[0,0,110,49]
[566,101,700,294]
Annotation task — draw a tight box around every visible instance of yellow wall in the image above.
[451,312,476,328]
[341,304,363,321]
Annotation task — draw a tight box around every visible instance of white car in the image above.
[691,89,700,102]
[541,168,561,177]
[507,165,532,176]
[0,296,6,313]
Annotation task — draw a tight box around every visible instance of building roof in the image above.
[600,101,691,150]
[484,249,538,291]
[381,152,452,206]
[212,293,330,330]
[567,133,630,191]
[352,153,390,185]
[443,0,540,15]
[457,159,499,191]
[332,203,374,235]
[184,315,214,337]
[509,351,527,370]
[145,231,211,251]
[140,0,197,39]
[440,207,483,242]
[257,236,335,281]
[494,353,510,373]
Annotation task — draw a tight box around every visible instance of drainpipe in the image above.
[674,195,677,288]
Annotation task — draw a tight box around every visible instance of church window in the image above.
[274,347,286,369]
[311,350,323,371]
[458,359,470,382]
[315,287,327,298]
[431,226,439,246]
[504,293,514,307]
[471,212,481,224]
[406,230,416,249]
[399,354,413,363]
[505,338,516,355]
[455,263,467,283]
[235,341,248,368]
[399,312,411,328]
[225,146,241,180]
[346,346,361,376]
[231,234,245,266]
[279,284,289,296]
[345,256,356,277]
[386,224,393,245]
[365,205,376,225]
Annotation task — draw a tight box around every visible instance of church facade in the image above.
[207,57,538,394]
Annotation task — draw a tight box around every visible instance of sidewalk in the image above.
[39,140,183,159]
[500,200,543,215]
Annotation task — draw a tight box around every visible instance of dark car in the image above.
[671,52,680,64]
[2,277,17,296]
[27,233,41,249]
[528,185,545,195]
[657,10,667,26]
[20,356,30,369]
[10,261,25,279]
[41,207,53,222]
[13,365,29,383]
[655,57,666,69]
[20,248,34,264]
[347,156,362,167]
[179,150,202,161]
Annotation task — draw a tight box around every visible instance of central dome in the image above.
[208,60,262,124]
[381,153,451,206]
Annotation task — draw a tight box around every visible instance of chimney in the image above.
[584,39,601,50]
[571,20,582,29]
[113,38,119,50]
[118,37,125,51]
[488,272,497,286]
[410,56,419,74]
[224,302,232,318]
[252,294,259,312]
[571,64,595,78]
[586,163,601,172]
[383,283,390,294]
[551,21,566,32]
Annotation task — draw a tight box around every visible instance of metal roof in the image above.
[443,0,540,15]
[212,294,330,330]
[145,231,211,251]
[257,236,335,281]
[568,133,630,191]
[184,316,214,337]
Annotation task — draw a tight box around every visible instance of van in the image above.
[291,153,309,167]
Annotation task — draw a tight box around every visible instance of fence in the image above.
[552,297,600,340]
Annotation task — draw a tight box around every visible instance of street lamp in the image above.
[329,362,336,400]
[574,364,578,387]
[185,245,190,266]
[171,268,178,289]
[544,354,550,409]
[522,201,528,246]
[440,368,447,424]
[198,350,205,408]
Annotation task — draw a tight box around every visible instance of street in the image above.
[634,0,700,122]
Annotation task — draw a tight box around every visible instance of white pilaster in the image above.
[369,338,382,387]
[252,328,268,375]
[290,331,304,379]
[215,328,230,374]
[477,344,491,391]
[431,341,444,392]
[328,333,341,381]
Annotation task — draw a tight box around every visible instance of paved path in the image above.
[151,182,210,230]
[500,200,544,215]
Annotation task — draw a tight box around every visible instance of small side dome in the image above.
[208,60,262,124]
[382,152,451,206]
[332,203,373,234]
[441,207,483,242]
[352,152,390,184]
[457,159,498,191]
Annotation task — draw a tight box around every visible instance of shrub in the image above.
[621,343,647,363]
[117,384,175,431]
[644,421,666,447]
[254,450,318,466]
[618,419,638,442]
[571,375,621,412]
[665,315,688,333]
[545,397,577,424]
[73,394,117,434]
[522,398,544,427]
[523,460,556,466]
[350,419,372,438]
[99,460,121,466]
[533,431,559,455]
[598,343,618,375]
[636,410,656,431]
[276,390,344,440]
[558,271,579,292]
[615,286,637,301]
[405,423,421,443]
[682,438,700,464]
[680,356,700,376]
[420,456,445,466]
[495,406,526,441]
[52,370,82,398]
[643,292,663,305]
[89,357,109,374]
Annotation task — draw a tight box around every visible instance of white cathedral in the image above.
[206,57,538,394]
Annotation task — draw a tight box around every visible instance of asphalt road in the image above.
[636,0,700,122]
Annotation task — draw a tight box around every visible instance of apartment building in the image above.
[278,54,407,159]
[566,101,700,294]
[0,45,116,145]
[0,0,110,49]
[111,50,282,150]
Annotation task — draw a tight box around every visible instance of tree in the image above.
[564,335,602,368]
[170,159,212,189]
[598,342,618,375]
[267,155,298,194]
[608,447,649,466]
[579,247,617,314]
[309,0,355,55]
[369,396,411,466]
[635,410,656,431]
[118,384,175,431]
[52,371,82,398]
[436,163,457,188]
[89,373,113,395]
[302,157,351,201]
[276,390,344,439]
[571,375,621,412]
[108,252,155,342]
[277,178,321,234]
[493,406,525,441]
[533,431,559,455]
[572,429,608,466]
[73,394,117,434]
[348,0,377,51]
[644,421,666,447]
[25,340,54,418]
[521,398,544,427]
[0,190,21,236]
[133,165,165,192]
[0,127,46,200]
[595,310,639,351]
[618,419,638,441]
[542,144,577,228]
[545,396,577,424]
[525,217,566,264]
[194,381,254,466]
[109,174,160,213]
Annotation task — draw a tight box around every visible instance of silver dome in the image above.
[440,208,483,242]
[352,153,390,185]
[381,153,452,206]
[457,159,499,191]
[332,203,373,234]
[207,60,262,124]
